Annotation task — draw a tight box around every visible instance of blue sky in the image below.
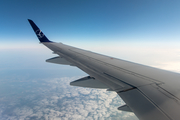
[1,0,180,45]
[1,0,180,71]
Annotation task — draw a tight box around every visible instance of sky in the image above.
[1,0,180,70]
[1,1,180,44]
[1,0,180,119]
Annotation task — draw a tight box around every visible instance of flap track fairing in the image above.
[46,56,74,66]
[118,104,132,112]
[70,76,109,89]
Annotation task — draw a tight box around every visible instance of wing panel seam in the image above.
[138,88,173,120]
[69,49,163,84]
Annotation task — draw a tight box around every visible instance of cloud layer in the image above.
[0,76,137,120]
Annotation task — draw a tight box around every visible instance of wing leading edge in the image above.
[28,19,180,120]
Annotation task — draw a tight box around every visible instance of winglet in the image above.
[28,19,52,43]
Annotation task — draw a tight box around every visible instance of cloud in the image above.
[0,77,137,120]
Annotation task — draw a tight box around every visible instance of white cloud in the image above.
[13,107,33,120]
[0,77,137,120]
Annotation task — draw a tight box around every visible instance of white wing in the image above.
[28,19,180,120]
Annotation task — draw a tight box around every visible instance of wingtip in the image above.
[28,19,53,43]
[27,19,32,22]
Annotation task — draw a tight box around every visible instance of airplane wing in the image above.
[28,19,180,120]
